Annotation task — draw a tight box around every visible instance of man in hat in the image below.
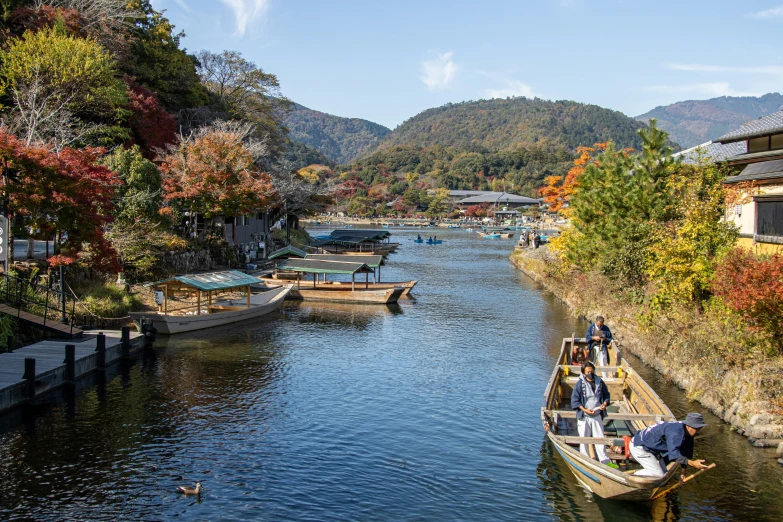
[629,413,712,477]
[586,316,612,376]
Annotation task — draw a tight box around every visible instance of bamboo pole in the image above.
[246,285,251,308]
[650,464,716,500]
[197,290,201,315]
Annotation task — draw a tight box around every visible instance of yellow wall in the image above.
[736,237,783,255]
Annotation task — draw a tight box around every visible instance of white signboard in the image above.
[0,215,7,263]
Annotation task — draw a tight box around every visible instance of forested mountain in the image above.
[284,103,392,163]
[636,93,783,148]
[281,140,336,170]
[376,97,650,153]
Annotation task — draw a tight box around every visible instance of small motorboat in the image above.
[482,233,501,239]
[426,239,443,245]
[414,238,424,243]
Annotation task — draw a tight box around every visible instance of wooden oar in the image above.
[650,463,716,500]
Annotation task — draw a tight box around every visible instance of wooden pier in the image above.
[0,328,145,414]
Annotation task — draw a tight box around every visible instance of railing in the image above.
[0,272,76,335]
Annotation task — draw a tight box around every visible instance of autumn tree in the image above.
[713,248,783,355]
[125,78,177,157]
[0,128,120,268]
[159,120,277,240]
[539,145,602,215]
[0,25,128,149]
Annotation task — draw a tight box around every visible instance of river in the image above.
[0,228,781,521]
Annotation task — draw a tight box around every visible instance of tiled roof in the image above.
[715,110,783,143]
[725,148,783,163]
[456,192,540,205]
[723,159,783,184]
[673,141,746,164]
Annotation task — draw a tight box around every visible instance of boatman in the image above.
[586,316,612,371]
[629,413,713,477]
[570,362,618,468]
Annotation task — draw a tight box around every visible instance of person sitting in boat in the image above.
[428,237,433,242]
[629,413,712,477]
[570,343,589,365]
[570,362,618,468]
[417,234,422,241]
[586,316,612,370]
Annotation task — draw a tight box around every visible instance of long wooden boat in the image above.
[287,285,404,304]
[260,275,416,295]
[131,285,291,335]
[541,336,681,501]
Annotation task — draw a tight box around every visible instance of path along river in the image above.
[1,229,782,521]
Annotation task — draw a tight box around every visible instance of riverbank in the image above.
[510,245,783,461]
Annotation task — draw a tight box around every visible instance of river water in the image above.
[0,229,781,521]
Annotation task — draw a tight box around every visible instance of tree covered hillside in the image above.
[636,93,783,148]
[378,97,650,152]
[284,103,392,163]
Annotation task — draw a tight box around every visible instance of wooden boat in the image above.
[541,336,682,501]
[482,233,501,239]
[311,279,417,295]
[273,259,407,304]
[130,270,292,335]
[287,285,404,304]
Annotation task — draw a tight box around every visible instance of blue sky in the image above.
[150,0,783,129]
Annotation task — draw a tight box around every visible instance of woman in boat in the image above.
[570,362,617,468]
[630,413,712,477]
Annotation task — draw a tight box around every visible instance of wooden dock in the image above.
[0,303,84,339]
[0,329,145,414]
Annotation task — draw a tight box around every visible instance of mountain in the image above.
[280,140,336,171]
[284,103,392,164]
[375,97,651,153]
[636,93,783,148]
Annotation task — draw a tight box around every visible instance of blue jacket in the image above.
[586,323,612,352]
[570,374,610,420]
[632,421,694,466]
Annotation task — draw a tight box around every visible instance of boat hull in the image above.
[314,280,417,295]
[287,286,404,304]
[130,286,291,335]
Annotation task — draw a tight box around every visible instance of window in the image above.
[748,137,770,153]
[757,201,783,237]
[771,133,783,150]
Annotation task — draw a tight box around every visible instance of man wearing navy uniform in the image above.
[630,413,712,477]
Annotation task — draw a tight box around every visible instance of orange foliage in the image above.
[539,144,603,214]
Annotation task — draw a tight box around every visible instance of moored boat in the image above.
[273,258,407,304]
[130,270,291,335]
[541,336,689,501]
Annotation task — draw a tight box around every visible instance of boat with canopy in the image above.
[130,270,291,334]
[272,259,404,304]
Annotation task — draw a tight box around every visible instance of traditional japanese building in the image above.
[714,110,783,254]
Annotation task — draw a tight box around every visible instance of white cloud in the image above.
[420,52,459,91]
[645,82,762,97]
[486,80,534,99]
[219,0,270,37]
[748,5,783,18]
[174,0,193,13]
[666,62,783,75]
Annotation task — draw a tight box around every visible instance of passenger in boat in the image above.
[629,413,712,477]
[570,362,617,467]
[586,316,612,372]
[417,234,422,241]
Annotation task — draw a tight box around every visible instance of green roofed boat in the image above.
[268,259,406,304]
[130,270,291,334]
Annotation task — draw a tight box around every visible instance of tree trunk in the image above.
[197,217,214,242]
[27,233,34,259]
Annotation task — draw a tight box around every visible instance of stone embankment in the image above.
[510,245,783,461]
